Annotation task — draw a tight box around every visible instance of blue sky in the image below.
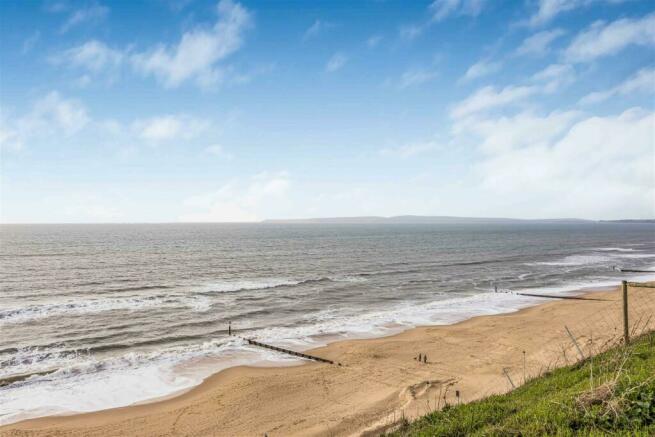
[1,0,653,223]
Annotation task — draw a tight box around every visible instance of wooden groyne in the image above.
[1,338,336,389]
[242,337,336,364]
[0,369,56,387]
[516,292,609,301]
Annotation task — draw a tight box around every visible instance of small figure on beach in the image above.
[423,354,427,364]
[228,321,232,336]
[418,353,422,362]
[494,284,498,293]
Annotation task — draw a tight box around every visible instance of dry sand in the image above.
[3,284,653,437]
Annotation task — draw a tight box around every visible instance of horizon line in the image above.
[1,215,654,225]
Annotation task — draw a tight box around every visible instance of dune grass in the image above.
[388,332,655,436]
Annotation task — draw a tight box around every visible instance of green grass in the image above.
[388,333,655,437]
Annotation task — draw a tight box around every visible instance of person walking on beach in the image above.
[228,321,232,336]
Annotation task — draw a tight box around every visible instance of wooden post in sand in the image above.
[622,280,629,345]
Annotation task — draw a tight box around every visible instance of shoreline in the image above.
[4,281,654,436]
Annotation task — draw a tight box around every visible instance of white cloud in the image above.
[0,121,22,152]
[131,0,251,88]
[75,74,92,88]
[528,0,581,27]
[132,115,208,143]
[22,31,40,54]
[527,0,629,27]
[430,0,459,21]
[366,35,382,48]
[531,63,576,93]
[325,53,347,73]
[248,171,290,199]
[204,144,233,159]
[60,3,109,33]
[564,13,655,63]
[429,0,486,22]
[515,28,566,56]
[56,40,124,72]
[399,0,485,42]
[0,93,223,159]
[454,110,582,153]
[180,171,290,222]
[452,63,576,119]
[461,59,501,82]
[44,1,68,14]
[399,24,425,41]
[472,108,654,219]
[380,141,440,158]
[450,85,538,119]
[30,92,89,133]
[303,20,333,41]
[579,67,655,105]
[397,68,438,89]
[53,1,257,89]
[0,91,89,151]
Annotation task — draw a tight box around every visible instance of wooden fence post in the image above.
[622,280,629,345]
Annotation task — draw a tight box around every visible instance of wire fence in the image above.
[498,281,654,386]
[354,279,655,435]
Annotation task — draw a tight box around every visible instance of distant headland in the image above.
[262,215,655,224]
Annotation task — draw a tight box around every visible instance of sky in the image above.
[0,0,654,223]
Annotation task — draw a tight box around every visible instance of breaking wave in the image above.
[0,295,209,325]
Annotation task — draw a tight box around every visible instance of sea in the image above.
[1,222,654,424]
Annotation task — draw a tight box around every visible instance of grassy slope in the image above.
[389,333,655,436]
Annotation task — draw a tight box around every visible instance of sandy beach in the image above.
[2,283,653,437]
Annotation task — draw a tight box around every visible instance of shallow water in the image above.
[1,222,654,424]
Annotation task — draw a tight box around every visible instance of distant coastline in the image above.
[262,215,655,225]
[599,219,655,224]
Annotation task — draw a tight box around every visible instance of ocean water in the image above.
[1,222,654,424]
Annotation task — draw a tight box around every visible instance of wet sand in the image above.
[3,284,652,437]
